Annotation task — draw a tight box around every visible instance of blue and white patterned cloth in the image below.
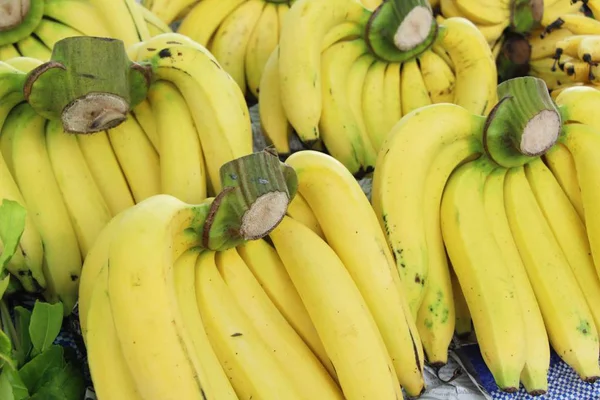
[459,344,600,399]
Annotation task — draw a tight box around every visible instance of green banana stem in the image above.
[510,0,543,34]
[495,33,531,82]
[0,0,44,47]
[23,36,151,134]
[202,149,297,251]
[483,76,561,168]
[365,0,437,62]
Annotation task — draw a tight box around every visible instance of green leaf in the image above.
[13,307,32,367]
[18,345,64,394]
[0,369,15,400]
[29,361,85,400]
[29,301,63,354]
[0,273,11,300]
[0,367,29,400]
[0,199,27,275]
[0,327,15,370]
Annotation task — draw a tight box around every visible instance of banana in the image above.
[286,192,325,239]
[554,34,592,62]
[541,0,583,26]
[382,62,403,136]
[131,99,159,153]
[322,21,364,50]
[361,60,391,155]
[439,0,463,18]
[10,104,82,313]
[15,36,51,61]
[33,18,84,49]
[529,57,570,90]
[135,2,172,36]
[245,2,279,99]
[287,150,425,395]
[450,266,471,338]
[133,43,252,194]
[0,0,44,47]
[106,116,160,203]
[555,85,600,131]
[525,158,600,338]
[347,54,378,161]
[0,45,20,60]
[546,13,600,35]
[441,158,526,391]
[477,21,510,44]
[42,0,113,37]
[454,0,510,26]
[401,59,433,115]
[418,50,456,103]
[45,119,112,257]
[195,250,306,400]
[483,167,550,395]
[578,36,600,64]
[277,2,290,28]
[147,80,207,203]
[76,132,135,216]
[85,263,142,400]
[235,239,336,379]
[177,0,246,46]
[437,17,498,115]
[146,0,197,25]
[417,138,477,366]
[561,57,593,82]
[278,0,370,144]
[217,248,344,398]
[372,104,484,316]
[259,47,292,155]
[270,216,404,400]
[2,56,41,72]
[319,39,373,174]
[529,28,573,61]
[210,0,265,96]
[86,0,150,48]
[542,143,584,221]
[504,164,600,382]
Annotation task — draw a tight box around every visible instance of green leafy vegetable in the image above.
[13,307,31,368]
[0,329,15,370]
[0,367,29,400]
[19,345,64,394]
[0,200,26,275]
[29,301,63,355]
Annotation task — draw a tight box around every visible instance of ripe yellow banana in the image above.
[42,0,113,37]
[106,116,161,203]
[418,50,456,103]
[483,167,550,395]
[131,99,159,153]
[86,0,150,48]
[217,248,343,398]
[145,0,197,24]
[529,28,573,61]
[361,60,391,154]
[270,216,403,400]
[245,2,279,98]
[382,62,403,136]
[15,36,51,61]
[547,13,600,35]
[195,250,306,400]
[0,45,20,60]
[454,0,510,26]
[135,2,173,35]
[542,143,584,221]
[400,58,433,115]
[441,158,526,391]
[541,0,583,26]
[177,0,246,46]
[449,267,471,338]
[45,119,112,257]
[235,239,336,379]
[347,54,378,158]
[148,80,207,203]
[555,86,600,132]
[10,104,82,313]
[505,164,600,382]
[286,192,325,239]
[33,18,84,50]
[3,56,41,73]
[287,150,425,395]
[529,57,570,90]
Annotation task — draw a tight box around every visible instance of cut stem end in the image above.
[393,6,433,51]
[520,109,560,156]
[240,191,289,240]
[0,0,30,31]
[62,93,129,134]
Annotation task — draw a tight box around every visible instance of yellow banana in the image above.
[177,0,246,46]
[245,2,279,98]
[542,143,584,221]
[286,192,325,239]
[15,36,51,61]
[449,266,471,338]
[454,0,510,26]
[0,45,20,60]
[86,0,150,48]
[131,99,159,153]
[400,59,433,115]
[529,28,573,61]
[361,60,391,154]
[135,2,172,36]
[382,62,403,135]
[33,18,84,49]
[145,0,197,25]
[42,0,113,37]
[418,49,456,103]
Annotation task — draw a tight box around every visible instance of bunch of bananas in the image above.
[0,0,170,61]
[259,0,498,175]
[0,33,252,314]
[372,75,600,395]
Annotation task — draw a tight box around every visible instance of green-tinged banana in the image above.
[136,2,172,36]
[42,0,113,37]
[270,216,403,400]
[0,45,20,60]
[10,105,82,314]
[106,115,160,203]
[15,36,51,61]
[177,0,246,46]
[454,0,510,25]
[450,267,471,337]
[542,143,584,221]
[418,50,456,103]
[483,167,550,395]
[372,104,484,316]
[361,60,391,154]
[441,158,526,391]
[319,39,373,174]
[3,56,41,72]
[146,0,197,25]
[401,59,432,115]
[437,17,497,115]
[86,263,142,400]
[235,239,336,379]
[76,132,135,216]
[210,0,265,96]
[217,249,344,399]
[526,158,600,338]
[418,138,477,366]
[134,42,252,194]
[505,165,600,382]
[286,192,325,240]
[45,119,112,257]
[131,99,159,153]
[245,2,279,99]
[259,47,292,155]
[87,0,150,48]
[33,18,84,49]
[287,150,424,395]
[148,80,206,203]
[174,249,238,400]
[278,0,370,144]
[382,62,402,135]
[195,250,306,400]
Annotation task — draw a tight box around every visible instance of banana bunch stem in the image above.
[0,0,44,46]
[0,0,29,31]
[203,150,297,250]
[23,36,151,134]
[484,76,561,167]
[366,0,438,62]
[510,0,544,33]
